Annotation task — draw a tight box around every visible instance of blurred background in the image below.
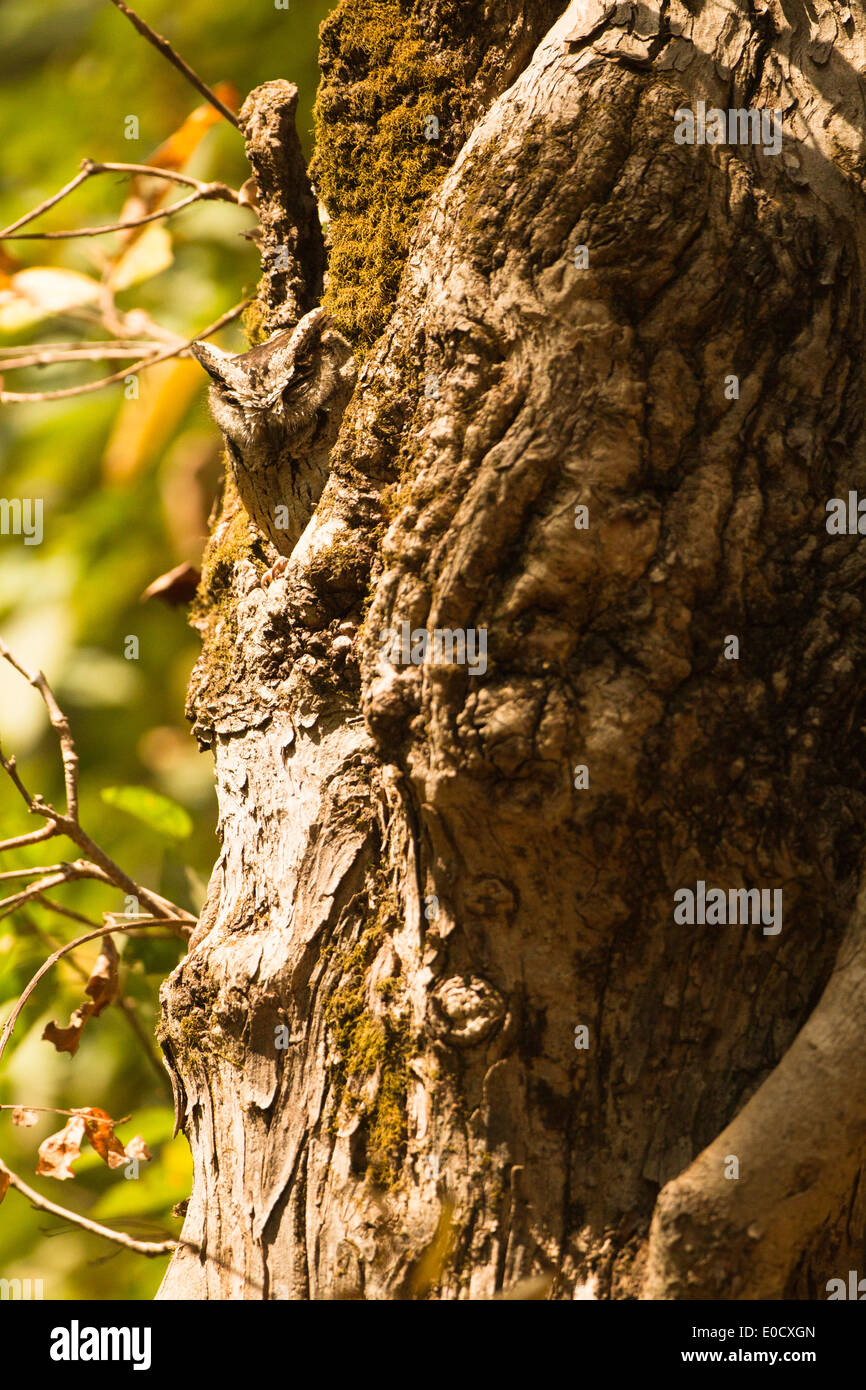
[0,0,331,1300]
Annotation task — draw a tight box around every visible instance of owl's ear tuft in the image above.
[262,308,332,386]
[190,341,239,390]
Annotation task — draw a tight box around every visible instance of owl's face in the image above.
[191,308,352,455]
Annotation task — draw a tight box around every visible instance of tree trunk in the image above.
[157,0,866,1299]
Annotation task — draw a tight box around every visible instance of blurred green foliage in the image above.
[0,0,332,1300]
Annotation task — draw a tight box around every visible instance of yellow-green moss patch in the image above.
[324,898,413,1185]
[312,0,467,350]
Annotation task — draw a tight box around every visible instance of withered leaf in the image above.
[77,1107,127,1169]
[42,936,119,1055]
[11,1107,39,1127]
[0,1170,9,1205]
[37,1114,86,1181]
[148,86,239,173]
[0,267,100,332]
[124,1135,151,1164]
[42,1005,93,1057]
[85,936,119,1016]
[140,561,200,606]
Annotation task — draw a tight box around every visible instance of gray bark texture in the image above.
[157,0,866,1299]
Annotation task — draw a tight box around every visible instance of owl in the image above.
[191,308,356,568]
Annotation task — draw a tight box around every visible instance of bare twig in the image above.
[77,160,230,191]
[101,914,188,929]
[0,864,110,923]
[0,1151,238,1271]
[0,824,57,854]
[0,159,240,240]
[0,347,154,375]
[0,865,68,882]
[0,641,79,817]
[0,167,92,237]
[114,995,174,1097]
[0,298,249,403]
[0,642,195,935]
[2,184,239,241]
[0,1157,176,1257]
[30,895,183,935]
[108,0,242,130]
[0,342,153,365]
[17,910,176,1098]
[0,747,47,818]
[0,1104,129,1122]
[33,895,102,928]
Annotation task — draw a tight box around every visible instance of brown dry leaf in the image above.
[43,936,119,1055]
[124,1135,152,1164]
[37,1114,87,1181]
[148,85,239,171]
[11,1107,39,1127]
[103,357,202,481]
[77,1107,127,1169]
[85,936,119,1017]
[124,1134,151,1162]
[0,1170,9,1205]
[140,561,200,606]
[42,1004,93,1056]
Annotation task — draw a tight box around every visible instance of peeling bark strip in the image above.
[159,0,866,1299]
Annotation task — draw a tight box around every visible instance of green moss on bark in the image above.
[311,0,467,350]
[161,977,242,1069]
[188,475,269,691]
[325,900,412,1186]
[367,1054,410,1184]
[241,298,271,347]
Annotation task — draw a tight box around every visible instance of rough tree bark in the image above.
[157,0,866,1299]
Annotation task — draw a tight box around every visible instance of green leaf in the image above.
[101,785,192,840]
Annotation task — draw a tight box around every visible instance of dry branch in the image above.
[0,160,238,240]
[0,298,249,403]
[0,920,175,1066]
[1,186,238,241]
[108,0,242,130]
[0,641,195,933]
[0,1156,176,1257]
